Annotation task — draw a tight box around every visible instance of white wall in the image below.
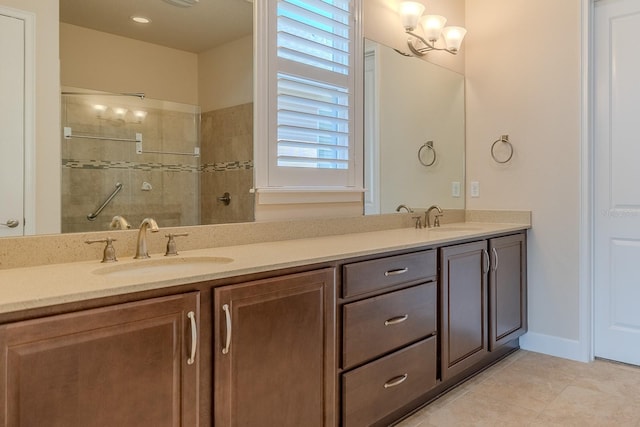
[61,23,199,105]
[0,0,60,235]
[465,0,584,359]
[198,35,253,113]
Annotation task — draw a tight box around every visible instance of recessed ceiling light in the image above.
[131,16,151,24]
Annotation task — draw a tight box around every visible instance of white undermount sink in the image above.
[92,256,234,278]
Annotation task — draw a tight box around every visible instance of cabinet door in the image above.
[0,292,200,427]
[489,233,527,350]
[440,241,489,381]
[214,268,336,427]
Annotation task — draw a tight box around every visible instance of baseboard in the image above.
[519,331,590,362]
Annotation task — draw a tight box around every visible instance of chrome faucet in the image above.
[109,215,131,230]
[425,205,443,228]
[134,218,159,259]
[396,204,414,213]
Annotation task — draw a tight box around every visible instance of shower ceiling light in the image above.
[162,0,199,7]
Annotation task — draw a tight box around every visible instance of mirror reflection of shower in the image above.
[61,88,255,233]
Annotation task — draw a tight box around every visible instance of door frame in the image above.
[579,0,595,363]
[0,5,35,235]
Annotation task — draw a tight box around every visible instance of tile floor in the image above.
[395,350,640,427]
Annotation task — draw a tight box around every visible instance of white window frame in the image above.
[254,0,363,205]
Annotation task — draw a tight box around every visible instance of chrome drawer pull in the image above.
[384,374,408,389]
[384,315,409,326]
[384,267,408,277]
[222,304,232,355]
[187,311,197,365]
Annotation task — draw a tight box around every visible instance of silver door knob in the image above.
[1,219,19,228]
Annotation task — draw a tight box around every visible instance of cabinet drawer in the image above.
[343,283,436,369]
[342,337,437,427]
[342,250,436,298]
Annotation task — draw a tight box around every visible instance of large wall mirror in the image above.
[4,2,467,238]
[59,0,254,233]
[364,39,465,215]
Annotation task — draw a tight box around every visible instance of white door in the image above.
[0,12,25,237]
[594,0,640,365]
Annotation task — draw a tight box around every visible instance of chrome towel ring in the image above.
[491,135,514,164]
[418,141,436,167]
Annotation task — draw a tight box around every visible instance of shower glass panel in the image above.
[61,89,201,233]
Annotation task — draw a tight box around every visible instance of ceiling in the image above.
[60,0,253,53]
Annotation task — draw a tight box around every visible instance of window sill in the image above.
[254,187,365,205]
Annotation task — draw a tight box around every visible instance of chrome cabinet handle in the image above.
[222,304,232,355]
[384,315,409,326]
[384,374,408,389]
[482,249,490,274]
[1,219,19,228]
[492,247,499,271]
[187,311,197,365]
[384,267,408,277]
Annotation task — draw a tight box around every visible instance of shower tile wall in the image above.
[200,103,254,225]
[61,95,200,233]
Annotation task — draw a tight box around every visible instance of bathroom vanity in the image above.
[0,223,527,426]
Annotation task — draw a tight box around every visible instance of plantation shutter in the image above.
[270,0,356,187]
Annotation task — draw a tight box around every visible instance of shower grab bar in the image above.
[64,127,142,143]
[87,183,123,221]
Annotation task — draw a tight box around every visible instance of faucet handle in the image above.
[411,216,423,229]
[434,214,443,228]
[164,233,189,256]
[85,238,118,263]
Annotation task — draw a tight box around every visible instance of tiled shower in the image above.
[61,90,254,233]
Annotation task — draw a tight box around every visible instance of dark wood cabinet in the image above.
[440,240,489,381]
[0,292,200,427]
[342,282,436,369]
[440,233,528,381]
[0,229,527,427]
[213,268,337,427]
[342,336,437,427]
[342,250,436,298]
[489,233,527,350]
[340,252,438,426]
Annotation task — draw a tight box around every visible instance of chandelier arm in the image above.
[406,30,436,50]
[405,30,458,56]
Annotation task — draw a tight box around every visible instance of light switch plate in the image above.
[452,181,461,198]
[470,181,480,198]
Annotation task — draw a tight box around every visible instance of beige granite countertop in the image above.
[0,222,529,315]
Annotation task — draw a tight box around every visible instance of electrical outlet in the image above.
[470,181,480,198]
[452,181,461,198]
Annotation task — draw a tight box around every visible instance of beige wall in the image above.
[364,0,466,75]
[198,35,253,113]
[465,0,582,350]
[0,0,60,235]
[60,23,198,105]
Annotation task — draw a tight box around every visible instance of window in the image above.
[256,0,362,191]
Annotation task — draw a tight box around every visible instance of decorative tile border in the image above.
[62,159,253,173]
[201,161,253,172]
